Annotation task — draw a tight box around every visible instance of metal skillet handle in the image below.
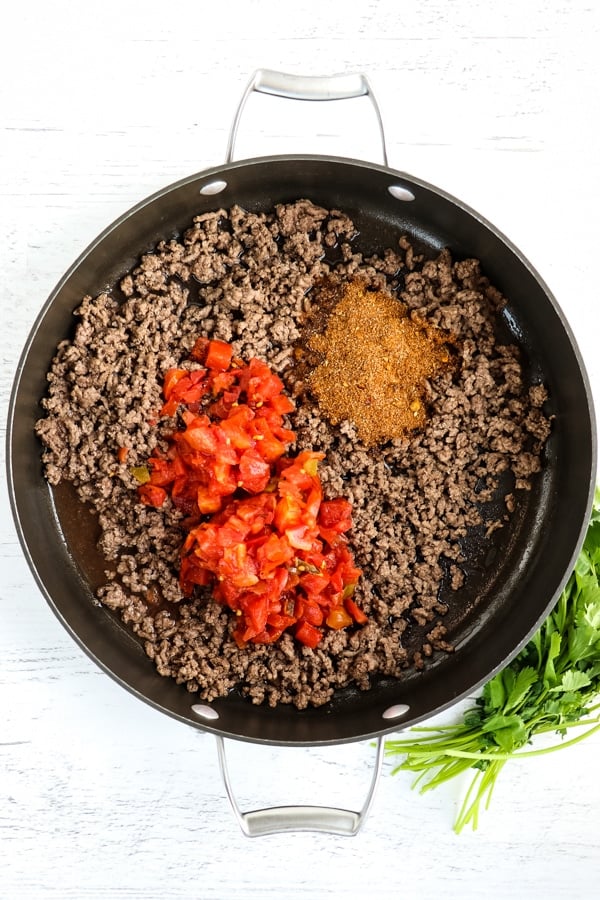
[225,68,388,166]
[215,734,385,837]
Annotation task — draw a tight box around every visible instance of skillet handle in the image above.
[225,68,388,166]
[215,734,385,837]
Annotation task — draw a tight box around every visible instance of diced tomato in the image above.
[213,429,240,466]
[160,398,180,418]
[138,484,167,508]
[190,336,210,363]
[219,543,258,588]
[238,448,271,493]
[211,460,236,490]
[241,596,269,638]
[268,394,295,416]
[274,495,303,532]
[223,386,242,405]
[256,533,295,576]
[295,621,322,649]
[230,492,276,527]
[316,526,337,548]
[137,336,365,646]
[297,599,324,627]
[182,422,219,454]
[171,484,200,517]
[240,357,285,405]
[196,492,220,516]
[250,418,290,461]
[257,434,288,463]
[147,458,177,487]
[164,368,208,407]
[296,450,324,476]
[326,606,353,630]
[163,368,188,400]
[299,573,330,597]
[285,524,314,551]
[211,371,237,394]
[318,498,353,533]
[345,595,368,625]
[304,484,323,522]
[179,555,212,595]
[220,414,255,451]
[205,339,233,372]
[181,409,197,426]
[266,612,297,633]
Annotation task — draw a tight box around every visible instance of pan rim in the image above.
[6,153,598,746]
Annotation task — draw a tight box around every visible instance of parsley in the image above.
[385,487,600,832]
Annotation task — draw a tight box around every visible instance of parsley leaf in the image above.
[386,488,600,832]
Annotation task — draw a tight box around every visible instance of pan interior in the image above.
[8,156,596,746]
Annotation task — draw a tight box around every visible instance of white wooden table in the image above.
[2,2,599,897]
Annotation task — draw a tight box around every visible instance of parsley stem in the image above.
[425,721,600,762]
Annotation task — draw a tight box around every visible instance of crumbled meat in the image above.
[35,200,551,709]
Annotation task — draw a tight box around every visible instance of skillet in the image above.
[7,70,597,834]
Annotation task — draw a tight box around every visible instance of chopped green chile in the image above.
[131,465,150,484]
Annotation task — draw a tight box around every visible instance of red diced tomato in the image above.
[250,417,289,461]
[266,612,297,633]
[223,387,242,405]
[160,398,180,418]
[163,368,188,399]
[274,495,303,532]
[271,425,296,444]
[295,621,322,649]
[147,458,178,487]
[179,555,212,595]
[299,573,330,597]
[285,525,314,551]
[318,526,345,548]
[138,484,167,508]
[182,423,219,454]
[190,336,210,363]
[256,533,295,576]
[168,369,208,405]
[268,394,295,416]
[238,448,271,493]
[212,371,237,394]
[241,357,285,404]
[344,595,367,624]
[220,414,254,451]
[213,429,240,466]
[137,336,364,647]
[196,487,223,515]
[219,543,258,588]
[241,596,269,638]
[181,409,197,426]
[298,599,324,627]
[318,498,353,533]
[205,339,233,372]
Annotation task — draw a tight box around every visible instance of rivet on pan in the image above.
[388,185,415,202]
[200,180,228,196]
[191,703,220,720]
[381,703,410,720]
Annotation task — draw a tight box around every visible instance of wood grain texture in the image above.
[1,1,599,897]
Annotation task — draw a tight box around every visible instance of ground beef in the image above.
[35,200,551,709]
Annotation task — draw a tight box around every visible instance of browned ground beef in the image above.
[35,200,551,709]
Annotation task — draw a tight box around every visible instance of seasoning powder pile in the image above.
[305,279,454,445]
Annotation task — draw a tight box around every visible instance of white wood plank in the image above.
[1,1,599,897]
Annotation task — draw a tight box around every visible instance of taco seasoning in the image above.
[303,278,455,445]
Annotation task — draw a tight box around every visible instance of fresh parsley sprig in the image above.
[385,487,600,833]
